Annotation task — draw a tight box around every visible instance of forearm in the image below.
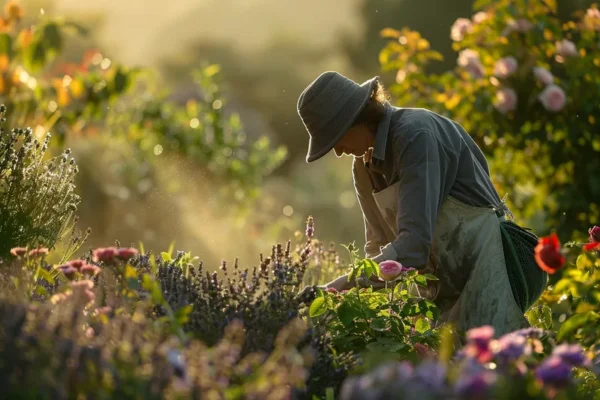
[324,273,386,291]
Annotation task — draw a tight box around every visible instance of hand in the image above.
[295,284,326,304]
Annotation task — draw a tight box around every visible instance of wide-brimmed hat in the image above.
[297,71,378,163]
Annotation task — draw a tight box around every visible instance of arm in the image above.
[322,157,389,291]
[375,129,457,268]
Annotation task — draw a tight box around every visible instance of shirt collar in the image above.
[372,102,392,161]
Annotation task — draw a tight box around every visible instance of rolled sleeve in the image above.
[390,129,457,269]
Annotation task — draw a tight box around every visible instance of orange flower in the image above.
[0,17,12,32]
[4,1,24,22]
[17,28,33,48]
[535,233,565,274]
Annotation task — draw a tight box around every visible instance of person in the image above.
[296,71,548,335]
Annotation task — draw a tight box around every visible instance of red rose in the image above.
[583,242,600,252]
[589,226,600,243]
[535,233,565,274]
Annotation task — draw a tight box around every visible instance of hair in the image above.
[351,79,390,132]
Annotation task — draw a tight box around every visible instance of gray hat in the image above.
[297,71,378,163]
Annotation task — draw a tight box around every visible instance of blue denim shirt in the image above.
[352,103,506,268]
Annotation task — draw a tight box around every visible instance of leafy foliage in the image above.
[379,0,600,237]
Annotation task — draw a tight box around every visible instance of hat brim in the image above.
[305,76,378,163]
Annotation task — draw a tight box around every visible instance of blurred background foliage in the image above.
[1,0,598,268]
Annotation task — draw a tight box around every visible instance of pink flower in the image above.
[457,49,484,79]
[451,18,472,41]
[533,67,554,85]
[493,56,518,78]
[66,259,86,271]
[538,84,566,112]
[535,233,565,274]
[502,18,534,35]
[379,260,403,281]
[589,226,600,243]
[464,325,495,363]
[556,39,578,58]
[326,287,338,294]
[10,247,28,257]
[587,7,600,19]
[117,247,139,261]
[80,264,101,277]
[71,280,95,303]
[472,12,488,24]
[28,247,49,258]
[92,247,118,263]
[515,19,534,32]
[493,88,517,114]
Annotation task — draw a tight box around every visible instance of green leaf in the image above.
[418,300,440,320]
[161,252,172,262]
[415,275,428,287]
[142,275,165,305]
[337,301,360,327]
[0,33,13,58]
[36,267,55,285]
[112,67,129,94]
[423,274,439,281]
[557,311,600,341]
[371,317,390,332]
[174,304,194,325]
[415,318,431,333]
[309,297,328,318]
[23,41,47,72]
[366,340,406,353]
[42,23,63,54]
[525,304,553,330]
[325,388,335,400]
[35,285,48,297]
[362,259,379,277]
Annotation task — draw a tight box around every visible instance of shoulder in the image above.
[390,107,460,155]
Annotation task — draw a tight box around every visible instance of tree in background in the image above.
[378,0,600,239]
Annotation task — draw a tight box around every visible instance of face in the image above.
[333,124,374,158]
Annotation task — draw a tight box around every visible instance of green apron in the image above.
[371,181,531,336]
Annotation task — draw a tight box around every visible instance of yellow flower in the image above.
[4,1,24,22]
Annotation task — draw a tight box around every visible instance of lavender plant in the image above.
[0,105,81,260]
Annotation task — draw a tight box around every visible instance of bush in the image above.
[0,105,80,259]
[378,0,600,238]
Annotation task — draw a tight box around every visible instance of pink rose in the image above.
[587,7,600,19]
[533,67,554,85]
[538,84,566,112]
[493,88,517,114]
[379,260,403,281]
[493,56,518,78]
[472,12,488,24]
[555,39,578,58]
[515,19,534,32]
[457,49,485,79]
[502,18,533,36]
[451,18,472,41]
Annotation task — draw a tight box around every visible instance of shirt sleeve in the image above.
[388,129,458,269]
[352,158,388,258]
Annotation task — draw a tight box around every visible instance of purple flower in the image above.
[455,370,497,399]
[465,325,495,363]
[495,334,531,361]
[552,344,589,367]
[59,265,78,280]
[414,360,447,391]
[513,327,544,339]
[535,356,572,388]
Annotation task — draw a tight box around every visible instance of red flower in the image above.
[117,247,139,261]
[589,226,600,243]
[10,247,28,257]
[92,247,118,263]
[583,242,600,252]
[535,234,565,274]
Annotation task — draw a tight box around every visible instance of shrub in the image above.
[0,105,80,259]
